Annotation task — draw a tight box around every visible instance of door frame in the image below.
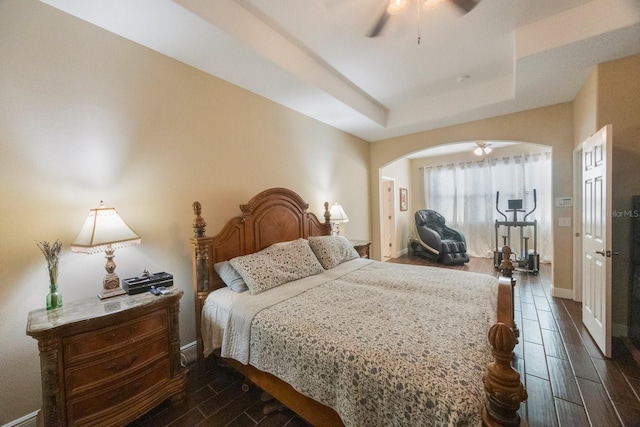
[573,145,583,302]
[380,176,396,259]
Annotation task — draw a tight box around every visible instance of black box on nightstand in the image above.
[122,272,173,295]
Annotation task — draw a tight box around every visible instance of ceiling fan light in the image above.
[387,0,409,15]
[484,146,492,154]
[422,0,446,10]
[474,147,483,156]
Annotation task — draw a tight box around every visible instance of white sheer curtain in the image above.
[423,153,552,262]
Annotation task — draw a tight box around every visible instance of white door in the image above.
[582,125,612,358]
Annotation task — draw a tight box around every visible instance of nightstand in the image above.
[350,239,371,259]
[26,288,186,427]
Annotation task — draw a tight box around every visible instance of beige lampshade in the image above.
[71,203,141,253]
[329,203,349,223]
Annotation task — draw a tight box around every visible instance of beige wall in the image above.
[370,104,575,296]
[0,1,369,423]
[573,67,599,147]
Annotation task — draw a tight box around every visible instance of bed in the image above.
[190,187,527,427]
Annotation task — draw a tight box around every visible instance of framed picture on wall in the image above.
[400,188,408,211]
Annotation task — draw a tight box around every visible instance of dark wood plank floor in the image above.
[128,256,640,427]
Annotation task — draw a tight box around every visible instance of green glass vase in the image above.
[46,283,62,310]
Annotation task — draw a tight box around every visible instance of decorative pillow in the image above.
[229,238,324,295]
[213,261,249,293]
[308,235,360,270]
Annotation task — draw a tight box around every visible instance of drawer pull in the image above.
[102,333,116,342]
[106,355,140,372]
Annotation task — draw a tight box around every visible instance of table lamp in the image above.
[71,202,141,299]
[329,202,349,236]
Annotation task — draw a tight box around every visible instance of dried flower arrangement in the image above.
[37,240,62,285]
[37,240,63,309]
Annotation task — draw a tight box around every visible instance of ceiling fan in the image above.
[368,0,480,37]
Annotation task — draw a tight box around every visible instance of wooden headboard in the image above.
[190,187,332,362]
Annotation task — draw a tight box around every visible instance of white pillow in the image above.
[308,235,360,270]
[229,238,324,295]
[213,261,249,293]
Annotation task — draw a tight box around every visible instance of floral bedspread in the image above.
[241,261,498,426]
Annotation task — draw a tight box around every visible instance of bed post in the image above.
[482,245,528,426]
[499,245,519,341]
[192,201,210,367]
[482,323,528,426]
[323,201,333,235]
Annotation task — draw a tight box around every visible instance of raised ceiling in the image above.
[40,0,640,142]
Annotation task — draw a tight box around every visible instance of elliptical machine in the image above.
[493,189,540,275]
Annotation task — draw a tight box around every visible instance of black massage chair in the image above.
[410,209,470,265]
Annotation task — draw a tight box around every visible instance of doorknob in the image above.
[594,250,620,257]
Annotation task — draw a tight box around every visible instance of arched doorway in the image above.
[379,140,553,264]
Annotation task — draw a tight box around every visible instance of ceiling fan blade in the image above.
[450,0,479,14]
[368,8,390,37]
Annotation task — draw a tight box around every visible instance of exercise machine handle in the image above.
[496,191,507,221]
[524,189,537,221]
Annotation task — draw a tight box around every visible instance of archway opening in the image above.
[379,140,553,265]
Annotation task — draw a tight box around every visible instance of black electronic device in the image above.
[508,199,523,210]
[122,271,173,295]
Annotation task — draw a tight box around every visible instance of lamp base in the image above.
[331,222,342,236]
[97,286,126,300]
[98,272,126,299]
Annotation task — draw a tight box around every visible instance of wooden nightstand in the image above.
[26,288,186,427]
[350,239,371,259]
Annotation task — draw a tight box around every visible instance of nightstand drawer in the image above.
[65,334,168,397]
[67,359,171,425]
[64,310,167,364]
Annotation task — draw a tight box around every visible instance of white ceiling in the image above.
[40,0,640,142]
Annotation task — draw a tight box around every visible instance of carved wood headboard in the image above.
[190,187,332,362]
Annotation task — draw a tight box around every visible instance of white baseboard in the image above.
[181,341,198,366]
[1,411,38,427]
[550,284,574,299]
